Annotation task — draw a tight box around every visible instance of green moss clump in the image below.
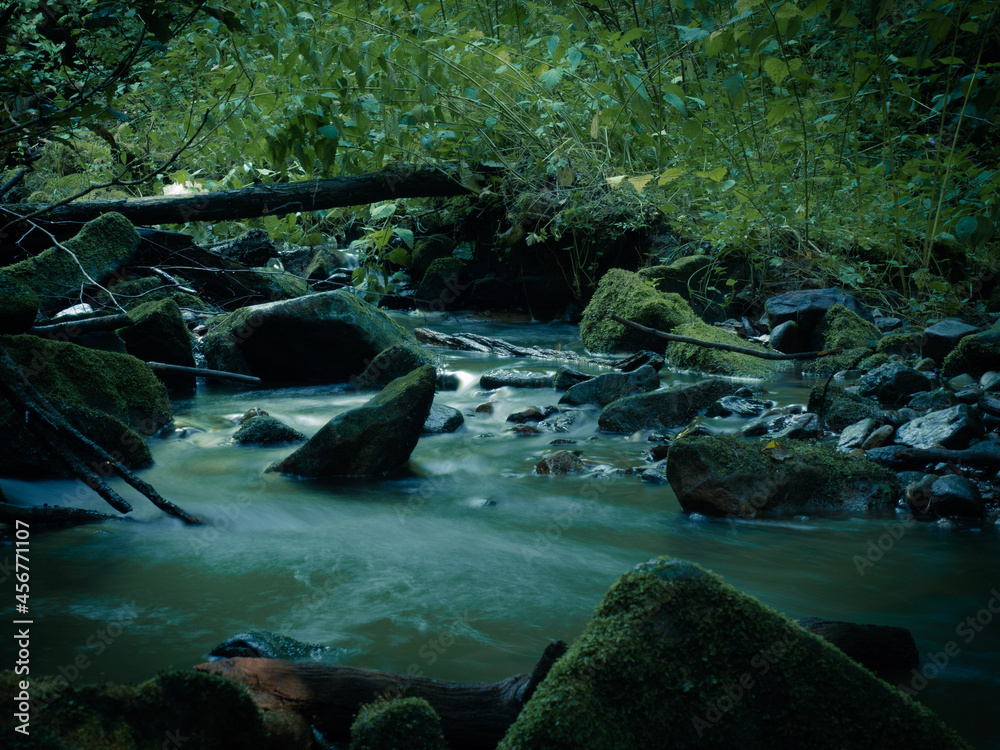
[354,344,435,388]
[941,328,1000,380]
[0,274,39,334]
[0,669,277,749]
[350,697,448,750]
[246,268,311,300]
[415,257,468,309]
[581,268,698,353]
[857,352,890,371]
[667,319,792,379]
[806,305,881,375]
[499,557,969,750]
[411,235,456,280]
[118,298,195,389]
[98,276,213,312]
[877,331,922,358]
[807,383,882,431]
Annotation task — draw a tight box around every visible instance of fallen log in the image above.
[2,166,472,230]
[864,445,1000,470]
[31,314,133,336]
[0,501,123,527]
[196,641,567,750]
[609,314,843,360]
[415,328,613,366]
[145,361,261,384]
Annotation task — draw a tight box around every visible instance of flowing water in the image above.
[2,312,998,747]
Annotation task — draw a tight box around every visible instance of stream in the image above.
[2,312,998,748]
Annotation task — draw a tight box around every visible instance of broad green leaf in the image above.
[674,25,711,43]
[387,246,411,265]
[369,202,397,221]
[802,0,828,18]
[628,174,654,194]
[696,167,728,182]
[393,228,415,249]
[659,168,684,184]
[682,118,702,139]
[317,124,340,140]
[663,91,686,115]
[540,67,564,89]
[763,57,789,85]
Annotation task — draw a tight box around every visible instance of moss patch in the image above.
[580,268,698,353]
[0,669,277,749]
[350,697,448,750]
[941,328,1000,380]
[118,299,195,389]
[98,276,214,312]
[807,383,883,431]
[0,213,139,314]
[231,415,305,445]
[499,557,969,750]
[877,331,922,358]
[667,319,792,379]
[806,304,881,375]
[415,257,468,310]
[0,274,39,334]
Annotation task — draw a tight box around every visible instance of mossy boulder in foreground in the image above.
[666,318,792,378]
[580,268,697,353]
[350,696,448,750]
[941,327,1000,380]
[499,557,970,750]
[267,364,436,477]
[202,290,415,385]
[0,334,171,477]
[665,434,897,517]
[0,670,277,749]
[118,298,196,390]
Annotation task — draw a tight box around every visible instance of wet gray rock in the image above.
[536,450,585,474]
[612,350,665,372]
[598,379,741,433]
[771,412,823,440]
[552,365,593,391]
[922,319,978,364]
[894,403,984,450]
[210,630,332,660]
[838,418,877,452]
[765,288,874,335]
[506,405,559,423]
[861,424,895,450]
[705,390,772,418]
[267,365,436,477]
[929,475,984,519]
[768,319,804,354]
[907,388,955,413]
[873,316,903,332]
[422,403,464,434]
[230,415,305,445]
[559,364,659,407]
[480,368,553,389]
[354,343,435,388]
[858,362,932,404]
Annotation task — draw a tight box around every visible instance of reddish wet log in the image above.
[195,641,566,749]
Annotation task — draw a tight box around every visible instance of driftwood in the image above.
[866,445,1000,470]
[610,314,843,360]
[145,361,261,384]
[415,328,613,366]
[0,346,200,524]
[3,167,472,229]
[31,314,133,336]
[196,641,567,749]
[0,502,122,527]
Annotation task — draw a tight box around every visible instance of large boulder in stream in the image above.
[117,298,196,390]
[0,334,171,477]
[498,557,969,750]
[267,365,436,477]
[598,379,741,433]
[202,290,414,385]
[559,364,659,407]
[665,435,898,517]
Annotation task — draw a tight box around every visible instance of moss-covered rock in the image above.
[349,696,448,750]
[354,343,435,389]
[245,267,312,300]
[598,379,740,433]
[267,364,436,477]
[0,274,39,334]
[877,330,922,358]
[941,328,1000,380]
[667,319,793,378]
[411,234,456,280]
[808,383,883,431]
[499,558,968,750]
[806,304,881,375]
[0,669,277,749]
[230,415,305,445]
[118,299,195,390]
[98,276,214,312]
[0,334,170,477]
[580,268,697,353]
[666,434,898,517]
[415,257,469,310]
[0,213,139,314]
[202,290,415,385]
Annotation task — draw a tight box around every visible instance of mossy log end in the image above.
[195,641,567,750]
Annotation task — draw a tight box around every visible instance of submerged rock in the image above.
[0,669,276,749]
[598,379,740,433]
[202,290,413,385]
[507,405,558,424]
[423,403,464,434]
[666,435,897,517]
[498,557,968,750]
[267,365,436,477]
[559,364,659,407]
[536,450,585,474]
[350,697,448,750]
